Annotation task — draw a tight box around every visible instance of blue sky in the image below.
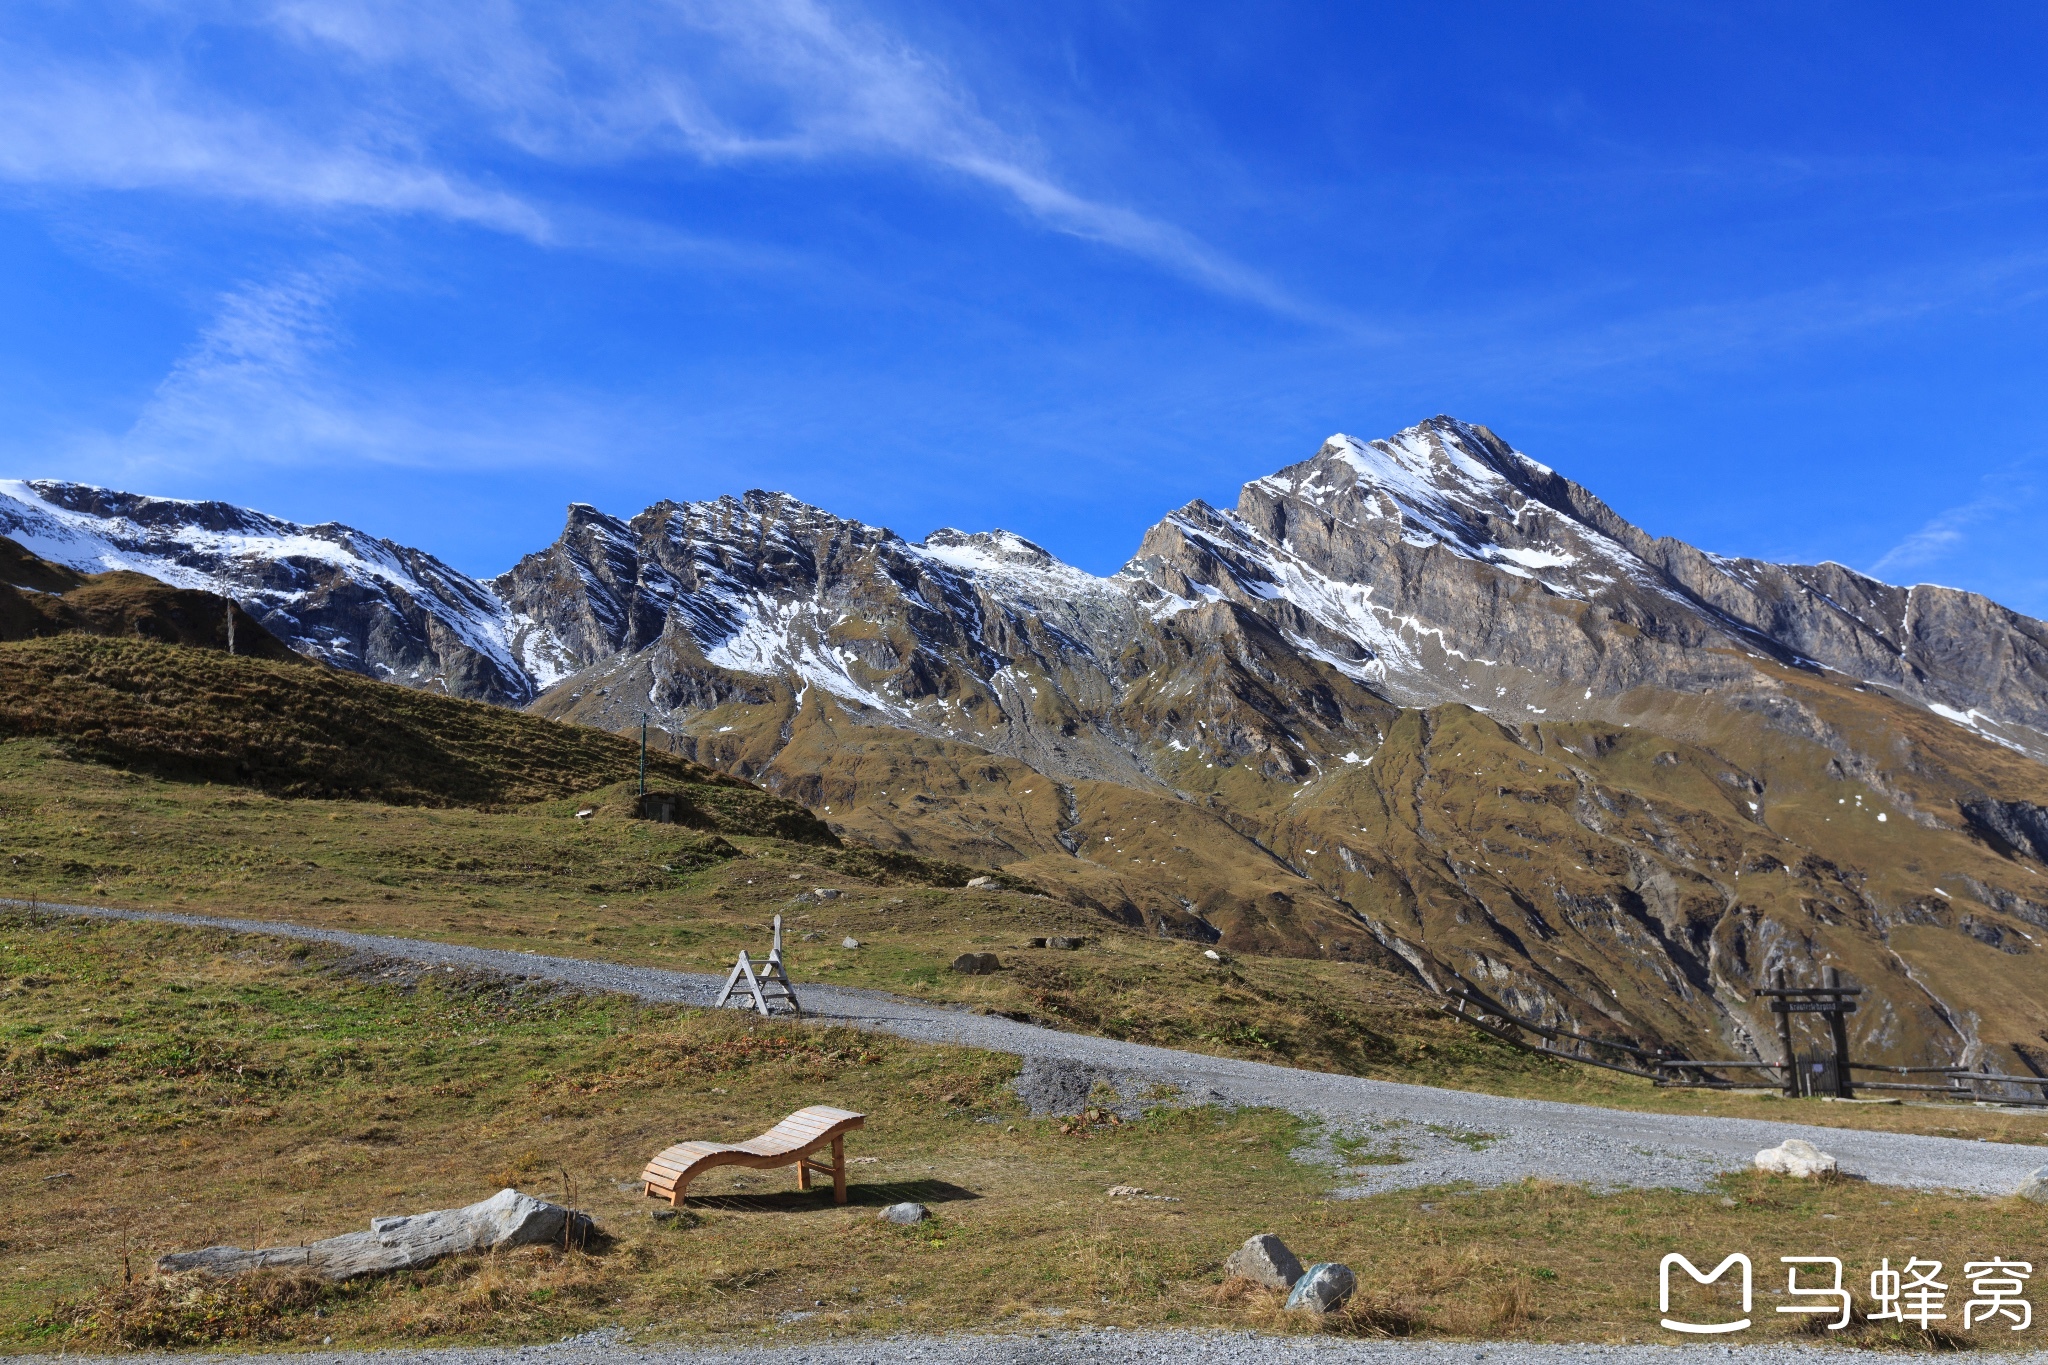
[2,3,2045,613]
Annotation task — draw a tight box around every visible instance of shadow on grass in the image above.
[682,1178,981,1213]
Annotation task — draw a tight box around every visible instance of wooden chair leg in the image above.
[832,1135,846,1204]
[797,1157,812,1192]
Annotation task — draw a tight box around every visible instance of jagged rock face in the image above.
[0,480,531,704]
[500,490,1172,784]
[1123,420,2048,758]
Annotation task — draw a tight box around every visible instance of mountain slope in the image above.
[13,419,2048,1074]
[0,480,528,703]
[2,535,294,659]
[0,634,822,826]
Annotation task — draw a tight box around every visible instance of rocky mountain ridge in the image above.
[10,420,2048,1072]
[11,421,2042,765]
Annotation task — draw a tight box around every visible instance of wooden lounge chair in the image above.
[641,1105,866,1206]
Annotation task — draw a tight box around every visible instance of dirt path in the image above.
[23,901,2048,1197]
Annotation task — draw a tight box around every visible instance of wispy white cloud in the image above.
[0,1,1309,316]
[0,51,550,237]
[68,264,619,478]
[1870,486,2033,580]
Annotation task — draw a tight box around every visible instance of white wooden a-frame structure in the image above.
[713,914,801,1016]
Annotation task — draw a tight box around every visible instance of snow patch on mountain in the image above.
[0,478,532,697]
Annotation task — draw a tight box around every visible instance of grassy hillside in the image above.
[0,636,1524,1084]
[0,736,1550,1088]
[665,664,2048,1072]
[0,537,293,660]
[0,636,824,827]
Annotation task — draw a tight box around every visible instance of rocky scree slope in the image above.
[11,422,2048,1072]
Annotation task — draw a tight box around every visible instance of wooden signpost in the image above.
[1759,967,1861,1098]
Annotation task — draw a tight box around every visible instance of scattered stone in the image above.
[2016,1166,2048,1202]
[952,951,1001,975]
[842,936,862,950]
[1285,1262,1357,1313]
[574,809,594,821]
[158,1189,602,1282]
[813,888,842,900]
[1224,1233,1304,1290]
[1203,949,1223,961]
[1046,936,1084,950]
[1013,1056,1121,1117]
[801,931,822,942]
[1028,937,1046,948]
[1106,1185,1145,1197]
[879,1202,929,1225]
[1755,1138,1838,1179]
[648,1208,679,1223]
[967,876,994,888]
[614,1179,644,1195]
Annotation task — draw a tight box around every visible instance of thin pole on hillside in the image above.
[639,712,647,797]
[218,566,236,656]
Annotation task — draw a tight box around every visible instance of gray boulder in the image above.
[2017,1166,2048,1201]
[157,1188,598,1282]
[1223,1233,1303,1290]
[952,952,1001,975]
[879,1202,929,1225]
[1285,1262,1357,1313]
[842,936,862,949]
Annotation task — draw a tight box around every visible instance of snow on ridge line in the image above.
[0,478,529,681]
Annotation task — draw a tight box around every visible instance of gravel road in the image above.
[21,901,2048,1197]
[20,1327,2048,1365]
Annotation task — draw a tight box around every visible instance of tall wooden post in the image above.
[1825,966,1856,1098]
[1774,969,1799,1097]
[638,713,647,797]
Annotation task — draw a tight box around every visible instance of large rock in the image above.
[952,952,1001,975]
[157,1189,599,1282]
[1223,1233,1303,1290]
[879,1202,929,1225]
[1285,1262,1357,1313]
[1755,1138,1838,1179]
[2015,1166,2048,1201]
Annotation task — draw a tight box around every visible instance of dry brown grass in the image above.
[10,914,2048,1354]
[0,637,799,813]
[12,735,2048,1140]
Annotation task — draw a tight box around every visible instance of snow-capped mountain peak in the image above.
[8,416,2048,762]
[0,478,532,703]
